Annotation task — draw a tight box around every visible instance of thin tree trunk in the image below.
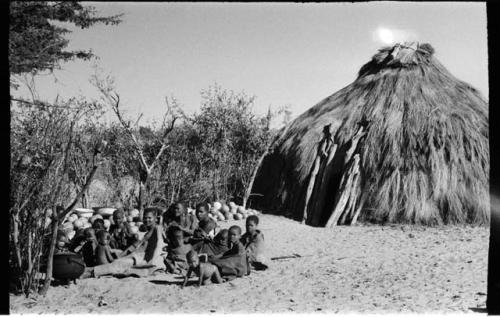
[243,151,268,208]
[40,209,59,295]
[302,155,322,224]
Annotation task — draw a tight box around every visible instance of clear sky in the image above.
[14,2,488,126]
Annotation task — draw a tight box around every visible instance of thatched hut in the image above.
[249,42,489,226]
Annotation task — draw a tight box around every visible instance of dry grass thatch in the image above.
[250,42,489,226]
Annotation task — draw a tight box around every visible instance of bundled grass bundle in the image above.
[250,42,489,226]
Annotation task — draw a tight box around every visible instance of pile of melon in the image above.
[206,201,260,222]
[60,207,146,241]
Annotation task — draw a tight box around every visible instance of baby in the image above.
[95,230,115,265]
[183,250,223,287]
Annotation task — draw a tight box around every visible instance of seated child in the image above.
[80,228,98,267]
[163,202,197,239]
[95,230,115,265]
[109,208,139,251]
[183,250,223,287]
[210,225,249,280]
[241,215,268,270]
[55,230,70,254]
[193,229,229,262]
[164,226,193,274]
[92,218,106,232]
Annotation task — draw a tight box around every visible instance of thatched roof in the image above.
[250,42,489,226]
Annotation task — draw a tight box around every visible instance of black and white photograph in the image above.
[9,1,493,314]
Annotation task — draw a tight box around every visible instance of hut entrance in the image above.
[304,124,367,227]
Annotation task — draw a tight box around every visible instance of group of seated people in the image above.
[56,202,267,286]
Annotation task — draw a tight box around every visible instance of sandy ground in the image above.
[10,214,489,314]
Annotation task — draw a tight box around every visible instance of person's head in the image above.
[195,202,210,220]
[168,226,184,248]
[214,229,228,246]
[198,218,216,235]
[245,215,259,235]
[96,229,110,245]
[186,250,199,268]
[83,228,96,241]
[113,208,125,224]
[172,202,186,217]
[92,218,105,231]
[143,209,157,228]
[228,225,242,244]
[56,230,69,248]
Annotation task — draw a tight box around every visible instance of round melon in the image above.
[130,226,139,234]
[213,201,222,211]
[83,223,92,229]
[129,222,135,227]
[237,206,246,213]
[129,209,140,218]
[216,213,225,221]
[221,204,230,213]
[230,208,237,214]
[229,202,237,209]
[69,214,79,223]
[79,217,89,224]
[73,219,84,229]
[234,213,243,220]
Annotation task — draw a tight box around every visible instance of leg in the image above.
[93,257,134,277]
[212,269,223,284]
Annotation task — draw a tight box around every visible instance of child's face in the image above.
[228,228,241,244]
[113,212,125,224]
[172,231,184,247]
[143,212,155,227]
[188,257,199,269]
[174,204,184,217]
[195,207,207,220]
[246,220,257,235]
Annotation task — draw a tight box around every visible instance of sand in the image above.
[10,214,489,313]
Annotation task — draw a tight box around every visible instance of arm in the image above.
[182,268,192,288]
[147,225,164,264]
[95,246,108,265]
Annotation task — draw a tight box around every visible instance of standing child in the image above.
[95,230,115,265]
[241,215,268,270]
[183,250,223,287]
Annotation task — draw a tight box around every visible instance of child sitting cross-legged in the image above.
[164,226,193,274]
[182,250,223,287]
[241,215,268,270]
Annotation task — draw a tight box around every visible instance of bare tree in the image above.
[93,76,179,217]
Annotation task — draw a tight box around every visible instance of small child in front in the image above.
[241,215,268,270]
[95,230,115,265]
[183,250,223,287]
[165,226,193,274]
